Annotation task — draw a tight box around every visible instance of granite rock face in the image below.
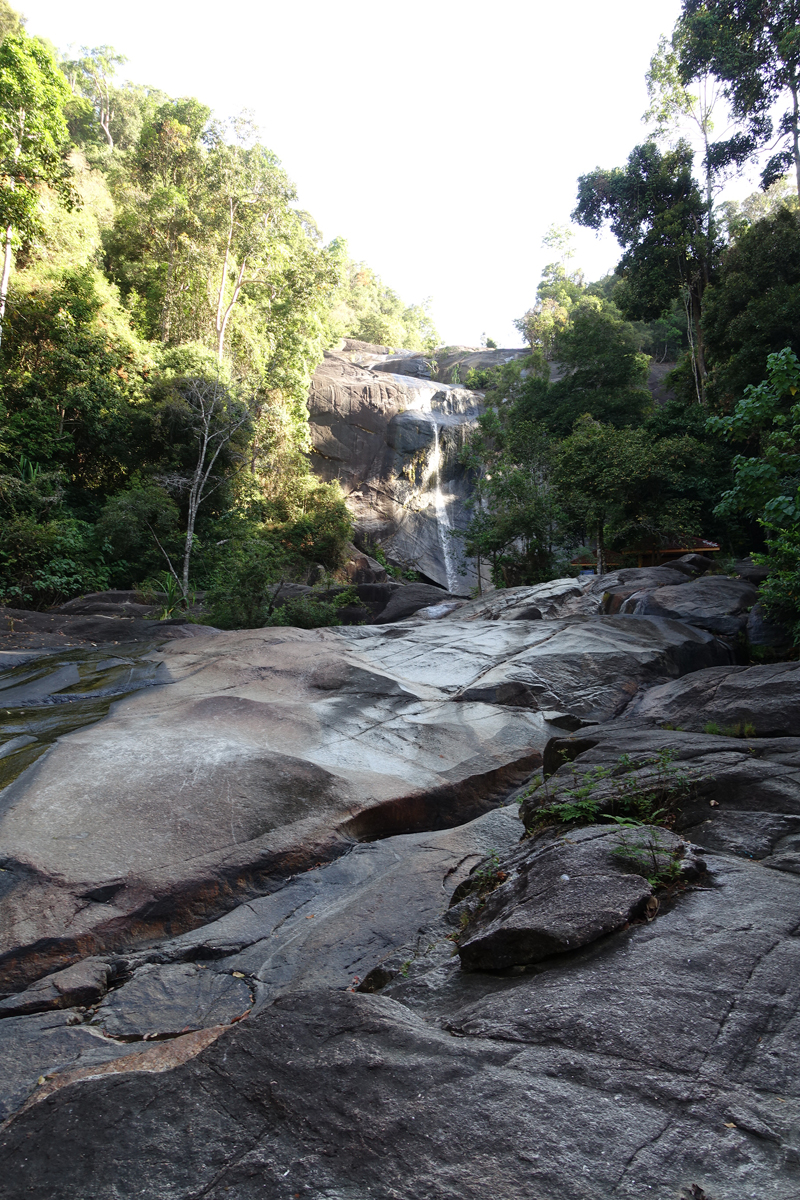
[0,613,727,991]
[624,661,800,736]
[0,561,798,1197]
[455,825,694,972]
[307,348,485,592]
[4,836,800,1200]
[306,343,685,594]
[621,575,758,636]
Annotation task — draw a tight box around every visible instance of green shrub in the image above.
[264,587,359,629]
[0,514,110,608]
[703,720,757,738]
[205,539,292,629]
[611,827,685,888]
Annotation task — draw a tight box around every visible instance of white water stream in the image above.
[430,420,459,594]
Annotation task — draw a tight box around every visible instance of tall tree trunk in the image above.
[596,519,606,576]
[217,258,247,362]
[0,222,14,349]
[791,75,800,206]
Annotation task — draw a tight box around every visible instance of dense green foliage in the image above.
[0,7,436,620]
[709,348,800,639]
[678,0,800,192]
[459,6,799,634]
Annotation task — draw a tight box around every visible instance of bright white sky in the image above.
[20,0,766,347]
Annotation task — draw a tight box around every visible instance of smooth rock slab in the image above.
[94,963,252,1039]
[0,1010,145,1121]
[455,826,702,971]
[0,624,548,990]
[0,615,726,990]
[123,804,522,1008]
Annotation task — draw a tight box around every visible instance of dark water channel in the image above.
[0,645,164,791]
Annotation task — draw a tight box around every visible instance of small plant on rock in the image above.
[528,747,696,831]
[611,827,685,888]
[703,720,756,738]
[470,849,509,894]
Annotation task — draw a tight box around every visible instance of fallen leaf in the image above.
[724,1122,737,1128]
[232,971,245,978]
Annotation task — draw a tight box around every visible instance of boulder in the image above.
[372,353,432,378]
[621,574,758,636]
[341,543,388,584]
[747,601,794,650]
[56,591,160,618]
[624,661,800,736]
[735,556,771,585]
[0,602,219,651]
[455,826,703,972]
[448,578,590,621]
[664,553,714,576]
[526,724,800,862]
[373,581,459,622]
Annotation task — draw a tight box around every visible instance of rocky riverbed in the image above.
[0,556,798,1199]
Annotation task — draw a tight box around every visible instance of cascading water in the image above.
[430,419,459,594]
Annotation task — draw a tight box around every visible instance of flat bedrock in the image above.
[0,557,798,1198]
[0,607,728,991]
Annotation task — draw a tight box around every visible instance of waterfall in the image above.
[430,420,459,594]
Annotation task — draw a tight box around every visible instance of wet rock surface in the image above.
[306,347,486,591]
[0,561,798,1197]
[0,641,166,792]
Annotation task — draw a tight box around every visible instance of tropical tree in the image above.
[701,206,800,407]
[554,416,704,573]
[204,121,297,362]
[678,0,800,194]
[709,347,800,639]
[60,46,126,149]
[0,30,72,343]
[0,0,22,44]
[458,404,562,587]
[150,376,252,597]
[573,140,716,400]
[644,32,729,238]
[517,296,652,436]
